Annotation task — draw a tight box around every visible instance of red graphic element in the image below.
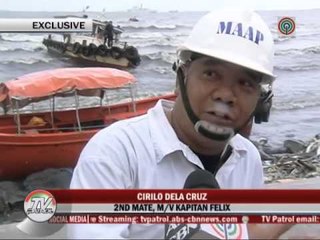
[49,189,320,204]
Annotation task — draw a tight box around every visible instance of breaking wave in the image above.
[0,33,44,43]
[124,24,175,30]
[122,32,165,39]
[274,64,320,71]
[141,52,175,65]
[0,58,54,65]
[275,45,320,56]
[273,98,320,111]
[0,46,45,52]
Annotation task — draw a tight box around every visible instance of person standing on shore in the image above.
[69,9,294,239]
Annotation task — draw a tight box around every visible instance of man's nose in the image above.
[211,82,236,105]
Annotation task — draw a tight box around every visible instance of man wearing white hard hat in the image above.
[69,10,293,239]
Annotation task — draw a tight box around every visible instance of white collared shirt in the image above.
[69,100,263,239]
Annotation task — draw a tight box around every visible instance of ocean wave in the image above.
[123,24,179,31]
[0,46,45,52]
[137,42,177,49]
[272,31,319,43]
[275,45,320,56]
[296,32,320,38]
[122,32,164,39]
[274,64,320,71]
[141,52,176,64]
[141,65,174,75]
[0,33,44,43]
[273,98,320,111]
[273,36,294,43]
[0,58,54,65]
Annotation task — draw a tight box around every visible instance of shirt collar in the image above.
[229,134,251,153]
[148,99,182,163]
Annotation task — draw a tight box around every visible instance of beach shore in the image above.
[1,177,319,239]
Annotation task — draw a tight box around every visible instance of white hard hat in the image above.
[178,10,275,84]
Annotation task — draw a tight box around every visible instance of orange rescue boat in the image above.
[0,67,175,180]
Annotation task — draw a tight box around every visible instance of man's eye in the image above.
[239,79,256,89]
[203,70,217,78]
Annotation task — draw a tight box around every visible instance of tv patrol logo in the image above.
[278,16,296,37]
[24,190,56,222]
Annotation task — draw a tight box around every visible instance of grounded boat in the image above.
[42,19,141,69]
[0,68,175,180]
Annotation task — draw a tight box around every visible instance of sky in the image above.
[1,0,320,12]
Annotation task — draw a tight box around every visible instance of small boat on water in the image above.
[0,68,175,180]
[42,18,141,69]
[129,17,139,22]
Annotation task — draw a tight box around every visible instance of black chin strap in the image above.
[177,68,199,125]
[177,68,232,141]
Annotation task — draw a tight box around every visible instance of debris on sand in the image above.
[254,134,320,183]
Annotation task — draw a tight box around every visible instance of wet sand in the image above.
[0,177,319,239]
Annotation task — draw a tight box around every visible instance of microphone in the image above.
[165,169,220,239]
[183,169,220,189]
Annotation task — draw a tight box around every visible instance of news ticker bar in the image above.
[0,18,92,32]
[57,203,320,214]
[49,189,320,203]
[48,214,320,224]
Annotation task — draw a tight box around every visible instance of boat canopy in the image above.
[0,67,136,109]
